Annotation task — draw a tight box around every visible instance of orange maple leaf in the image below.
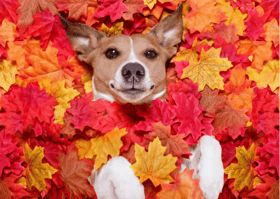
[212,102,249,139]
[200,85,227,117]
[238,39,272,71]
[224,64,256,111]
[156,168,205,199]
[262,18,279,47]
[144,122,190,158]
[59,146,96,198]
[7,39,41,70]
[184,0,226,33]
[225,143,258,192]
[17,0,58,27]
[21,43,80,88]
[55,0,97,20]
[0,19,19,47]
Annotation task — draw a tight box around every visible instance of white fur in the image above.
[89,156,145,199]
[92,76,115,102]
[164,29,176,40]
[180,135,224,199]
[77,37,89,46]
[151,88,166,101]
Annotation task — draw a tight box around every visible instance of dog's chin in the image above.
[111,87,153,104]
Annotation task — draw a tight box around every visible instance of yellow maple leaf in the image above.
[130,137,177,187]
[184,0,226,33]
[39,79,79,125]
[225,64,256,110]
[246,60,279,92]
[217,1,247,36]
[224,143,258,192]
[144,0,157,10]
[171,38,213,63]
[75,139,92,159]
[181,47,233,91]
[0,19,19,47]
[81,73,93,93]
[238,39,272,71]
[0,60,19,91]
[76,127,127,170]
[100,22,124,37]
[262,18,279,47]
[22,143,57,191]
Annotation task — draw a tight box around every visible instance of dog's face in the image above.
[60,3,183,104]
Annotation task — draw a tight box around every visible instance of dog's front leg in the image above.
[88,156,145,199]
[180,135,224,199]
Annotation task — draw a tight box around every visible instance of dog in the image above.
[60,3,224,199]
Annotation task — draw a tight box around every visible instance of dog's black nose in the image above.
[122,63,145,82]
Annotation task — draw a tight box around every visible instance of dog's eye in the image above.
[144,50,158,59]
[104,48,120,59]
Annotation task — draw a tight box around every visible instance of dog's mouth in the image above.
[109,81,155,103]
[122,88,145,95]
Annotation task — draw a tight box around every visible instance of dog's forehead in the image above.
[130,34,161,50]
[100,34,131,51]
[100,34,160,52]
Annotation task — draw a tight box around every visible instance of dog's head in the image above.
[60,3,183,104]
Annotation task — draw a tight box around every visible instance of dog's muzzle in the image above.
[121,63,145,83]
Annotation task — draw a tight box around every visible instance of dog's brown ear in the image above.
[59,14,106,64]
[148,3,183,58]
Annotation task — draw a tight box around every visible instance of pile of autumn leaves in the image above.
[0,0,279,198]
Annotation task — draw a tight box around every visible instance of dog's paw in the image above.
[88,156,145,199]
[197,135,224,199]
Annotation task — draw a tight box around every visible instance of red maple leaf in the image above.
[0,131,24,176]
[27,9,62,51]
[94,0,128,22]
[0,111,23,135]
[1,83,58,128]
[244,9,264,41]
[173,61,189,79]
[259,0,279,23]
[134,98,176,132]
[230,0,254,13]
[214,35,249,66]
[122,0,146,21]
[251,88,279,135]
[166,79,201,106]
[66,93,108,131]
[93,102,144,152]
[247,173,278,198]
[0,0,20,24]
[123,13,146,35]
[172,93,211,141]
[256,129,279,175]
[1,173,30,198]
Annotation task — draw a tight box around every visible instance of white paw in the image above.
[197,135,224,199]
[88,156,145,199]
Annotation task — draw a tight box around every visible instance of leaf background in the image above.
[0,0,279,198]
